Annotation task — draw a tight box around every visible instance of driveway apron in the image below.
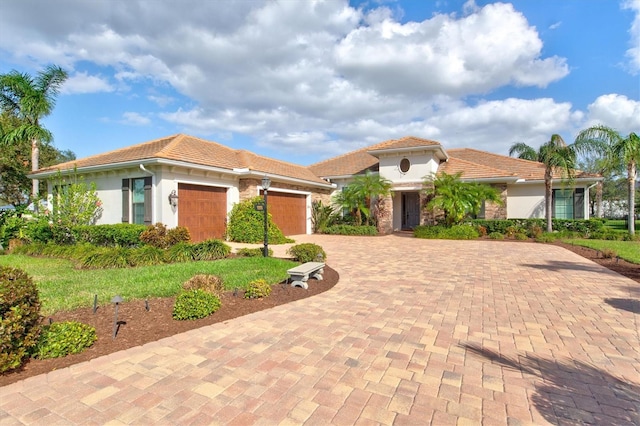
[1,235,639,425]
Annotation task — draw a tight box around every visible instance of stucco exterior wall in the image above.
[506,183,546,218]
[378,152,439,183]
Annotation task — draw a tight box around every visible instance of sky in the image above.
[0,0,639,166]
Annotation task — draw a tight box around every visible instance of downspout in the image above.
[139,164,156,224]
[586,182,599,219]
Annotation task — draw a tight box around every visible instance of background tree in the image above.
[575,125,639,235]
[509,135,577,233]
[423,171,503,226]
[0,112,75,207]
[0,65,68,206]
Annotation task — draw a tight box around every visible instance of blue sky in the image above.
[1,0,638,166]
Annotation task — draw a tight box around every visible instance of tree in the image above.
[575,125,639,235]
[0,112,75,207]
[333,171,392,226]
[350,170,392,226]
[0,65,68,206]
[509,135,577,233]
[423,171,503,226]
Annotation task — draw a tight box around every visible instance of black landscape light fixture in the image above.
[262,176,271,257]
[111,295,123,339]
[168,189,178,207]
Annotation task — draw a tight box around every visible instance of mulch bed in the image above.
[0,266,339,387]
[1,243,638,387]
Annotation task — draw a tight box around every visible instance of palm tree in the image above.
[0,65,68,206]
[350,170,392,226]
[424,171,503,226]
[334,171,392,227]
[575,125,639,235]
[509,135,577,233]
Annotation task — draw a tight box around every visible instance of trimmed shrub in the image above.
[514,233,529,241]
[469,219,604,237]
[166,226,191,247]
[182,274,224,295]
[488,232,504,240]
[414,225,480,240]
[236,247,273,257]
[0,267,41,373]
[33,321,97,359]
[226,197,293,244]
[323,225,378,236]
[191,239,231,261]
[74,224,146,247]
[140,223,191,249]
[287,243,326,263]
[172,290,221,320]
[244,279,272,299]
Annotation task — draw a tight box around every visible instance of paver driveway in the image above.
[1,235,639,425]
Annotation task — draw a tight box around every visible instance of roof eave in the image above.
[368,146,449,161]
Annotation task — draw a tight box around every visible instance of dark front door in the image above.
[402,192,420,229]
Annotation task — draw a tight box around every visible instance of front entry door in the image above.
[402,192,420,229]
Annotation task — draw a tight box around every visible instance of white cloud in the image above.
[62,71,114,94]
[121,112,151,126]
[623,0,640,74]
[334,2,568,96]
[584,94,640,134]
[0,0,581,162]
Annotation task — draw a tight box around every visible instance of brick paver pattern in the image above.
[1,235,639,425]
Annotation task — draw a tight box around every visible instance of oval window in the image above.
[399,158,411,173]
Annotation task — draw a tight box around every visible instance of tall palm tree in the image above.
[575,125,639,235]
[0,65,68,206]
[509,134,577,233]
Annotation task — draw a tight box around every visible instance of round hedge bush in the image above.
[172,290,221,320]
[244,279,272,299]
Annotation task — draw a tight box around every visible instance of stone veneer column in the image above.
[377,194,393,234]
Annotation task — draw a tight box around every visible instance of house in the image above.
[309,136,601,233]
[31,134,334,241]
[32,134,600,239]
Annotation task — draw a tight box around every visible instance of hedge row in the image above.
[467,219,605,235]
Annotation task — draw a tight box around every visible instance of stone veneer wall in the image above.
[484,184,507,219]
[238,178,332,204]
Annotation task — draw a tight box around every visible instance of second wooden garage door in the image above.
[178,183,227,242]
[262,191,306,236]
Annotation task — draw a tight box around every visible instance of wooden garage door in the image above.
[262,191,306,236]
[178,183,227,242]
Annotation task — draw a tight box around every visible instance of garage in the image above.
[178,183,227,242]
[262,191,307,236]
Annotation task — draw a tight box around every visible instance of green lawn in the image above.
[0,255,297,315]
[604,219,640,233]
[562,239,640,264]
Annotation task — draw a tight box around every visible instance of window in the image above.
[122,177,152,224]
[399,158,411,173]
[552,188,584,219]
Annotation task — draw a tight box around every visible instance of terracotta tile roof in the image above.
[309,136,442,177]
[35,134,329,185]
[366,136,442,152]
[438,157,517,180]
[447,148,594,180]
